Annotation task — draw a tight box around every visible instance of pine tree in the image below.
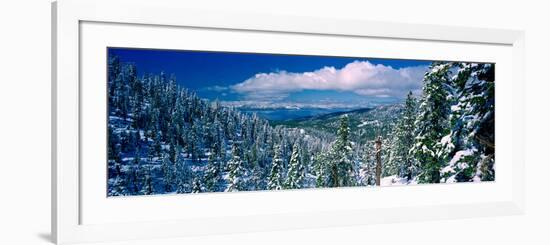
[204,153,221,192]
[440,63,495,182]
[127,152,141,194]
[285,142,304,189]
[412,62,452,183]
[384,134,399,177]
[328,115,355,187]
[267,144,284,190]
[388,91,418,180]
[191,120,205,161]
[168,141,177,164]
[175,152,192,193]
[108,126,120,162]
[248,144,264,190]
[151,130,162,157]
[161,154,174,192]
[250,164,264,191]
[313,152,327,187]
[110,175,127,196]
[192,177,202,193]
[226,143,245,192]
[141,167,154,195]
[359,146,376,186]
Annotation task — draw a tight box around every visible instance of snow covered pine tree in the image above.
[285,142,305,189]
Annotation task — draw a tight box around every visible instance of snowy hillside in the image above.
[107,56,495,196]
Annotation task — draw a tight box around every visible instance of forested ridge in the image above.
[107,56,495,196]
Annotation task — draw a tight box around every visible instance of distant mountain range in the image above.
[271,104,404,142]
[221,100,374,110]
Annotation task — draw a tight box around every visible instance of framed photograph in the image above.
[52,0,525,244]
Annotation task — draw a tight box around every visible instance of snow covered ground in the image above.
[380,175,416,186]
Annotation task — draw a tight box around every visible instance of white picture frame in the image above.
[52,0,525,244]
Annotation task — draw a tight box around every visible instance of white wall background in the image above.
[0,0,548,244]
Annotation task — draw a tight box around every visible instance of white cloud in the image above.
[231,60,427,100]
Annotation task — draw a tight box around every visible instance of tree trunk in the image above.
[375,136,382,186]
[331,164,339,187]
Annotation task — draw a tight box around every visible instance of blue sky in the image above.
[108,48,430,109]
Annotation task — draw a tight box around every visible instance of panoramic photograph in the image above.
[106,47,495,197]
